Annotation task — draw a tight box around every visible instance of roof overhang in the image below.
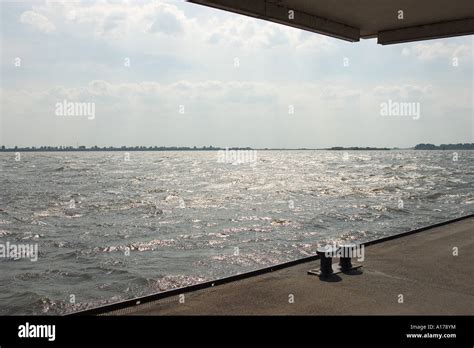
[187,0,474,44]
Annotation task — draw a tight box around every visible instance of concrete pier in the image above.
[81,217,474,315]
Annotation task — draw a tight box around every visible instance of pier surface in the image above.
[105,217,473,315]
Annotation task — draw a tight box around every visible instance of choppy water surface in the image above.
[0,150,472,314]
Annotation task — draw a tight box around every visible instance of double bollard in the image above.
[310,243,362,277]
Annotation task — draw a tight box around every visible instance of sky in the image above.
[0,0,473,148]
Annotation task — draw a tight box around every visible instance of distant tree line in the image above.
[1,144,472,152]
[0,145,252,152]
[414,143,474,150]
[328,147,391,151]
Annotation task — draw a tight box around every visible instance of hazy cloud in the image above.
[20,10,56,33]
[401,42,472,61]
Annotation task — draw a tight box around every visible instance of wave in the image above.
[100,239,176,252]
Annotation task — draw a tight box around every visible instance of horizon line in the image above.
[1,143,473,152]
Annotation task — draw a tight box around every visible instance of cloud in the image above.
[147,6,184,35]
[401,42,472,62]
[20,10,56,33]
[372,84,433,99]
[22,0,331,51]
[2,78,471,148]
[1,79,360,120]
[203,15,332,50]
[4,79,463,125]
[27,0,191,39]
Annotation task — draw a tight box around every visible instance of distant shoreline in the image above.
[0,144,472,152]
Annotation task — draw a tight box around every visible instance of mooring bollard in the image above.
[339,243,356,271]
[316,245,338,277]
[309,243,362,277]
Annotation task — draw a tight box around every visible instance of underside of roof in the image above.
[188,0,474,44]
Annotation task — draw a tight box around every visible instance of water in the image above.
[0,150,472,314]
